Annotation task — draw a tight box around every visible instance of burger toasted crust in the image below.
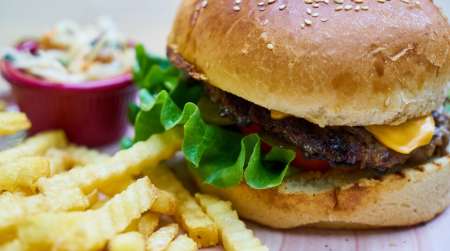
[168,0,450,126]
[194,154,450,229]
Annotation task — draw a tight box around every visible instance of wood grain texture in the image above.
[202,209,450,251]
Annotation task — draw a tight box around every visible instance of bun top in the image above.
[168,0,450,126]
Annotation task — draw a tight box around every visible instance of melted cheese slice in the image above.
[270,110,290,120]
[365,116,435,154]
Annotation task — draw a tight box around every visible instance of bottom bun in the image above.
[194,155,450,229]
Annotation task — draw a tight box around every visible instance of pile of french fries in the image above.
[0,111,269,251]
[0,111,30,136]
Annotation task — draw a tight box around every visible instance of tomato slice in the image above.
[239,123,329,171]
[240,123,262,134]
[293,150,329,171]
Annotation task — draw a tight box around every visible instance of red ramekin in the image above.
[0,50,136,146]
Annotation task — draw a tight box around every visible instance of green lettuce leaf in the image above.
[133,89,295,189]
[129,45,296,189]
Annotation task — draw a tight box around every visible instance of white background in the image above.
[0,1,183,56]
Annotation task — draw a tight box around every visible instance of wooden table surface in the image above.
[238,212,450,251]
[1,1,450,250]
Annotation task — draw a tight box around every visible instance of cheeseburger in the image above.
[130,0,450,228]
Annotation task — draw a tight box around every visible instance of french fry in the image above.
[18,177,157,251]
[0,239,22,251]
[45,148,74,175]
[0,130,67,165]
[45,146,109,175]
[126,211,160,235]
[0,188,89,234]
[145,165,218,247]
[0,228,16,244]
[44,189,90,211]
[64,145,110,166]
[137,212,159,237]
[0,157,50,192]
[124,219,139,232]
[166,234,198,251]
[108,232,145,251]
[151,189,177,215]
[18,212,97,251]
[98,176,134,197]
[37,129,182,194]
[195,194,269,251]
[0,112,31,136]
[146,223,179,251]
[90,192,109,210]
[86,189,100,207]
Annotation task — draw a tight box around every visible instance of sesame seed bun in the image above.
[168,0,450,126]
[193,154,450,229]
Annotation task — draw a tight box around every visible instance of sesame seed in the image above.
[300,23,306,29]
[400,0,410,3]
[353,0,364,3]
[233,5,241,11]
[260,31,268,40]
[361,5,369,10]
[313,3,320,8]
[320,18,329,22]
[354,5,361,11]
[267,43,274,49]
[334,0,344,4]
[306,8,312,14]
[304,19,313,25]
[257,1,265,6]
[235,0,242,3]
[304,0,314,4]
[323,0,330,4]
[201,0,208,8]
[344,4,353,10]
[268,0,276,4]
[278,4,287,10]
[335,5,344,11]
[312,12,320,17]
[377,0,385,3]
[415,0,421,5]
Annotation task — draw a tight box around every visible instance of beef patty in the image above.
[204,85,449,171]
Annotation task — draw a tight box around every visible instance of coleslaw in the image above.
[2,17,134,83]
